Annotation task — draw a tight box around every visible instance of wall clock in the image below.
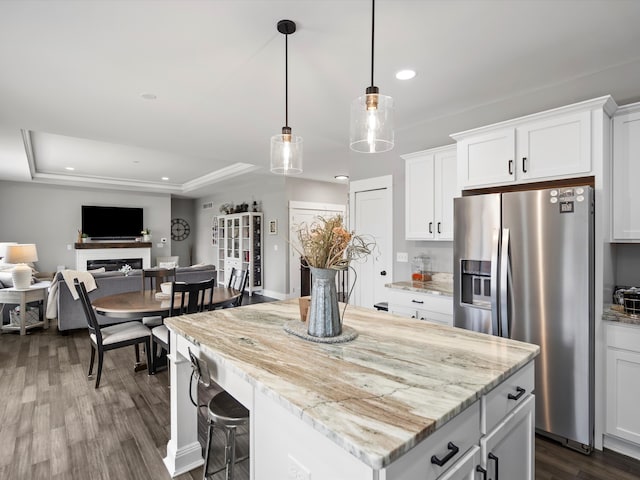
[171,218,191,241]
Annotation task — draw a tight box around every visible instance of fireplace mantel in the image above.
[75,243,151,271]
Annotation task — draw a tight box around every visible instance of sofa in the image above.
[54,265,217,332]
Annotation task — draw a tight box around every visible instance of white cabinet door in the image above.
[606,348,640,444]
[612,107,640,240]
[606,322,640,445]
[517,110,591,181]
[434,147,458,241]
[481,395,535,480]
[457,128,515,188]
[405,154,435,240]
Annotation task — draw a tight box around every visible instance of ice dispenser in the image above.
[460,260,492,308]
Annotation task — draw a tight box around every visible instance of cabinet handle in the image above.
[488,452,499,480]
[437,222,441,234]
[430,441,459,467]
[411,299,424,304]
[522,156,528,173]
[429,222,433,234]
[507,386,526,401]
[476,466,488,480]
[508,159,513,175]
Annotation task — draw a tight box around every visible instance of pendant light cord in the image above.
[370,0,375,88]
[285,32,289,128]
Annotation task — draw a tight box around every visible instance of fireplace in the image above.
[87,258,143,272]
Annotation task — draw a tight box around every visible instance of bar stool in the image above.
[188,350,249,480]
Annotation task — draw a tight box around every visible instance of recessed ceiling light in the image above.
[65,166,75,171]
[334,175,349,181]
[395,69,416,80]
[140,92,157,100]
[161,177,169,181]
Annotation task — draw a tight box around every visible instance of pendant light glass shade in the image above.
[349,0,394,153]
[271,19,303,175]
[350,89,394,153]
[270,127,303,174]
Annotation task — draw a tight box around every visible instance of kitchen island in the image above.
[163,299,539,479]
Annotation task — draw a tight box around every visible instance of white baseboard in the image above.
[163,440,204,477]
[261,289,287,300]
[603,434,640,461]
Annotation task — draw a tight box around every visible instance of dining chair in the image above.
[224,268,248,308]
[141,267,176,327]
[189,348,249,480]
[151,278,216,372]
[74,279,153,388]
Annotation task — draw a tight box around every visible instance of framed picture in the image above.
[269,220,277,235]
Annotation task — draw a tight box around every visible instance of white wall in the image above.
[0,180,172,272]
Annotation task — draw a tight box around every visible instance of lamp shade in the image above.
[270,132,303,175]
[350,92,394,153]
[0,242,18,259]
[4,244,38,264]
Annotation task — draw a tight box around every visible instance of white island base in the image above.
[164,301,538,479]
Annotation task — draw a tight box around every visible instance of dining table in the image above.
[92,286,243,319]
[91,286,243,371]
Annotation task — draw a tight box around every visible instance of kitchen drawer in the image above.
[607,321,640,353]
[481,361,534,434]
[386,288,453,315]
[416,308,453,327]
[383,401,481,480]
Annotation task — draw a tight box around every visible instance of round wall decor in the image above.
[171,218,191,241]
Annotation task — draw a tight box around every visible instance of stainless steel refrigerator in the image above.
[453,185,594,453]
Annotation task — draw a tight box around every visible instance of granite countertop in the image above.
[166,299,538,469]
[386,272,454,297]
[603,304,640,326]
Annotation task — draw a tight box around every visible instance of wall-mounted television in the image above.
[82,205,143,240]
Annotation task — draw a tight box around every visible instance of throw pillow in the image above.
[158,262,177,269]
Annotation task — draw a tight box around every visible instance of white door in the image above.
[349,176,392,309]
[289,202,346,297]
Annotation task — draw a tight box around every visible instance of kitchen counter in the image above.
[386,272,454,297]
[164,299,538,476]
[602,304,640,326]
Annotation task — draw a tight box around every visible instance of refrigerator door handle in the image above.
[500,228,510,338]
[490,228,500,335]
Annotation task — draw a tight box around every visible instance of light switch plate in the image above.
[397,252,409,262]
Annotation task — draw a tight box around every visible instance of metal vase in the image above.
[307,267,342,337]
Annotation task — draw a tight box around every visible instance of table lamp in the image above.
[4,244,38,289]
[0,242,18,260]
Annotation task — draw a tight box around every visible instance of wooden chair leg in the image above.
[134,344,141,363]
[145,338,153,376]
[151,338,158,374]
[88,345,96,377]
[95,350,104,388]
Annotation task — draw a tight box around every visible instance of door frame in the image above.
[349,175,393,306]
[288,201,347,298]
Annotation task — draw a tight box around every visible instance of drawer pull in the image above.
[488,453,499,480]
[411,299,424,304]
[430,441,459,467]
[507,386,525,401]
[476,466,487,480]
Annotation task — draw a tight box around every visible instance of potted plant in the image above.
[141,229,151,242]
[81,233,89,243]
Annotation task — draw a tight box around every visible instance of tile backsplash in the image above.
[395,241,454,281]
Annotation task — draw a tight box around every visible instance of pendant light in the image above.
[271,19,303,175]
[349,0,394,153]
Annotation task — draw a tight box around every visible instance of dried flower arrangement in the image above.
[293,215,374,269]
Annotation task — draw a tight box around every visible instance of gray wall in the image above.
[194,176,347,298]
[0,181,172,272]
[614,244,640,287]
[170,197,196,266]
[348,151,455,283]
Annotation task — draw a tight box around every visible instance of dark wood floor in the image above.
[1,321,639,479]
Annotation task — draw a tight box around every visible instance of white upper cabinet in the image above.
[452,97,615,190]
[612,103,640,241]
[403,145,458,241]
